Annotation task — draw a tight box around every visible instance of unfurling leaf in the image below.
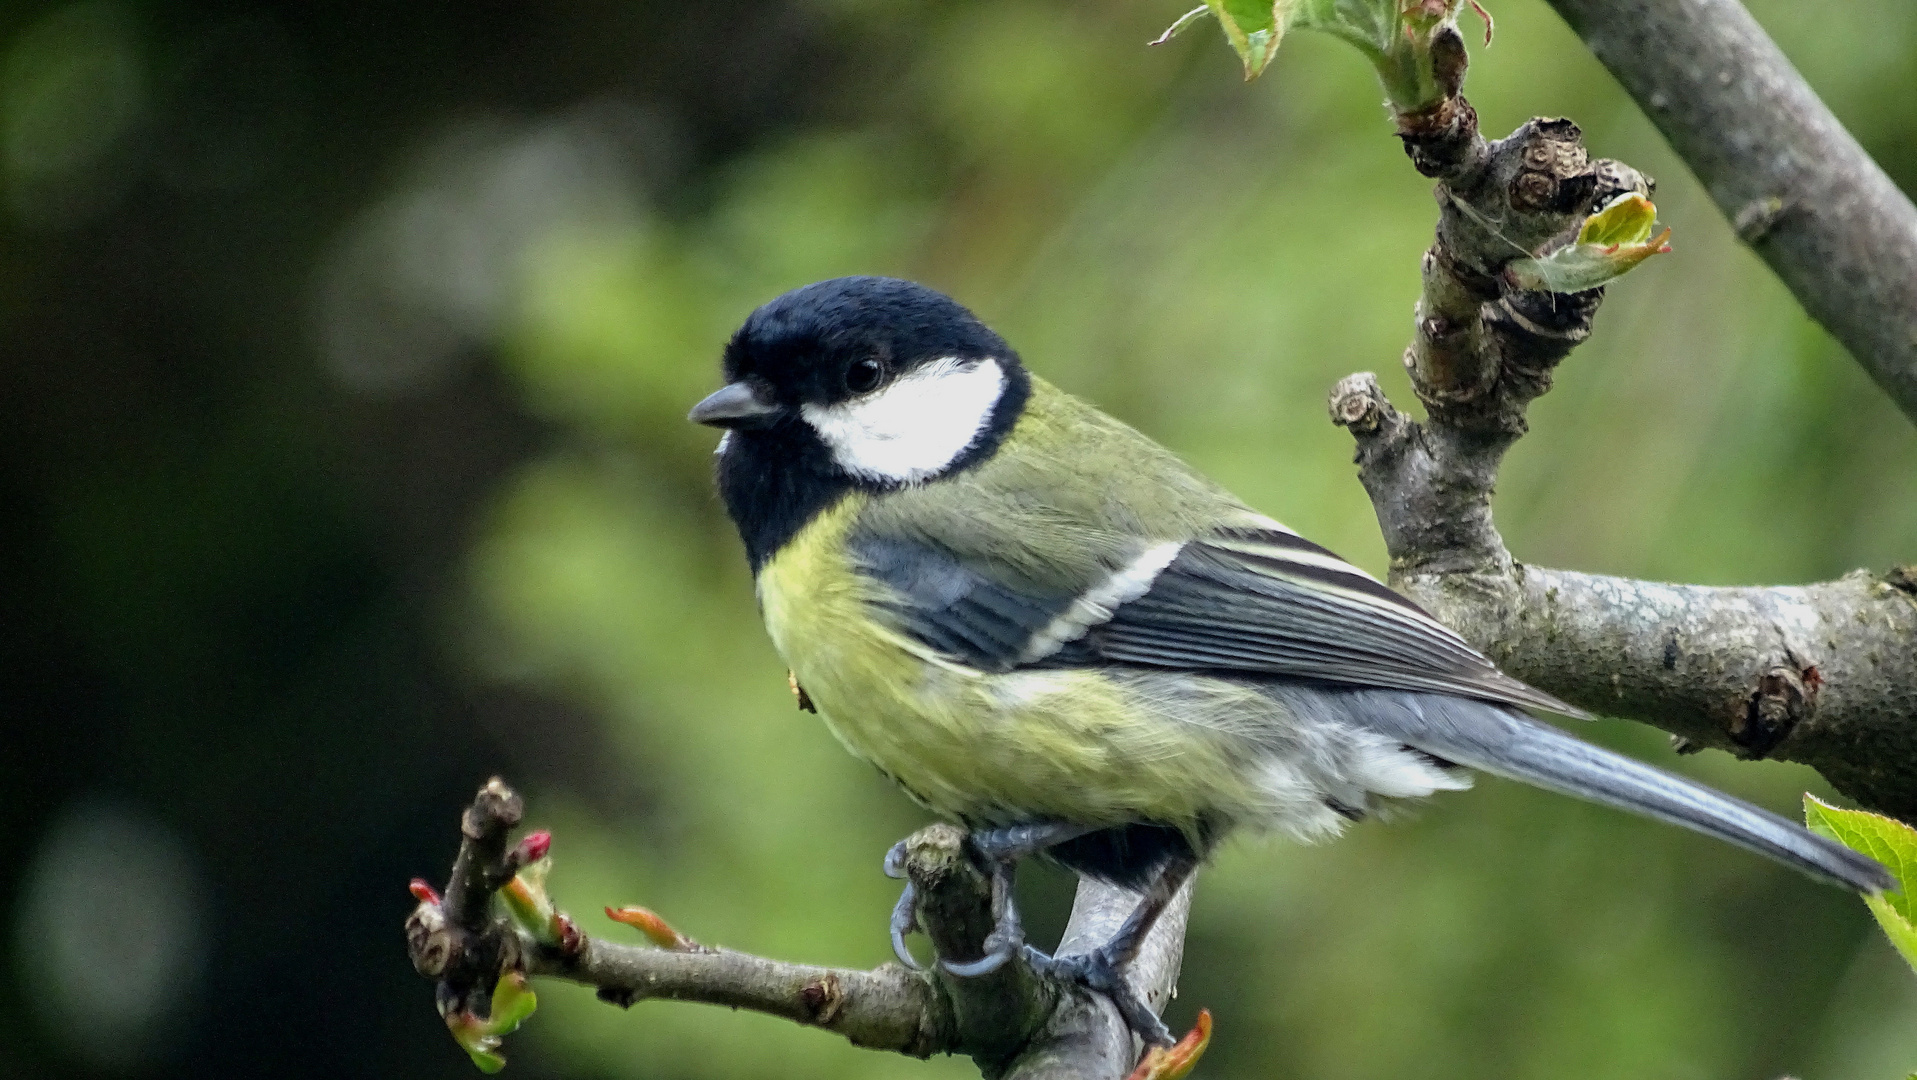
[1467,0,1493,45]
[1576,191,1658,247]
[1806,795,1917,973]
[1504,193,1671,293]
[606,904,701,951]
[447,972,539,1073]
[1125,1009,1214,1080]
[499,856,559,944]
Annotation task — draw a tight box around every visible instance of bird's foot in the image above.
[882,823,1092,977]
[1024,943,1175,1047]
[881,836,1024,973]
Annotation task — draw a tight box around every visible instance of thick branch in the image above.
[1333,378,1917,816]
[405,779,1192,1078]
[1546,0,1917,425]
[1002,877,1193,1080]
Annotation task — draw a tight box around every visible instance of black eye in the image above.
[844,358,886,394]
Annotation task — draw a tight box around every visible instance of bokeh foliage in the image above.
[2,1,1915,1078]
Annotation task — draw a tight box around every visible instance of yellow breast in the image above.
[755,495,1255,829]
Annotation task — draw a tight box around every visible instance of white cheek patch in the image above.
[800,357,1007,483]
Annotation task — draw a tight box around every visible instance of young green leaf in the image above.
[1576,192,1658,247]
[488,973,540,1035]
[1505,193,1671,294]
[446,972,540,1073]
[1177,0,1475,110]
[1805,795,1917,973]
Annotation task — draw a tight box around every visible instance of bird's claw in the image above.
[888,880,924,970]
[882,839,910,880]
[937,887,1024,976]
[1026,946,1175,1047]
[938,944,1013,977]
[937,854,1026,978]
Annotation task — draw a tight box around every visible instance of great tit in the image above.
[691,276,1890,1044]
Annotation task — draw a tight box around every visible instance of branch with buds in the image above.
[404,779,1211,1079]
[1301,1,1917,815]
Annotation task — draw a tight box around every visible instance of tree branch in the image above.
[1327,21,1917,818]
[404,779,1197,1078]
[1544,0,1917,426]
[1332,376,1917,815]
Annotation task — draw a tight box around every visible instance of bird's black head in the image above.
[692,276,1031,570]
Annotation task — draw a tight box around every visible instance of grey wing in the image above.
[1082,526,1589,717]
[852,521,1587,718]
[850,533,1086,673]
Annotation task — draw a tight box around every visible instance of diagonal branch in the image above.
[1544,0,1917,426]
[1327,26,1917,818]
[404,779,1197,1078]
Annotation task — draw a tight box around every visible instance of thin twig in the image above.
[404,779,1195,1078]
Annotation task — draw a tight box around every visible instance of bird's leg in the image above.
[1024,857,1196,1048]
[880,822,1096,976]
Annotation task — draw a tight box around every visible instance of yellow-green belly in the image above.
[755,497,1256,829]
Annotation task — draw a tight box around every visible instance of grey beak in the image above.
[689,381,781,429]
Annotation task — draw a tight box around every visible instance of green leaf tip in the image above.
[1805,795,1917,974]
[1505,193,1671,294]
[1203,0,1291,80]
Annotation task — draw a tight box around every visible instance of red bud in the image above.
[409,878,442,905]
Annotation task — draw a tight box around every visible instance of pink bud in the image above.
[409,878,442,905]
[515,830,552,864]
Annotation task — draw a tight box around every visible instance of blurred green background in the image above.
[3,1,1915,1077]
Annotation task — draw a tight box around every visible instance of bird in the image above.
[689,275,1892,1045]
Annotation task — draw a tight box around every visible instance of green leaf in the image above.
[488,972,540,1034]
[1505,194,1671,293]
[1181,0,1472,109]
[1806,795,1917,973]
[448,1010,508,1074]
[446,972,540,1074]
[1204,0,1288,80]
[1576,192,1658,247]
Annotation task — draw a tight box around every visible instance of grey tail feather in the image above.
[1376,693,1893,893]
